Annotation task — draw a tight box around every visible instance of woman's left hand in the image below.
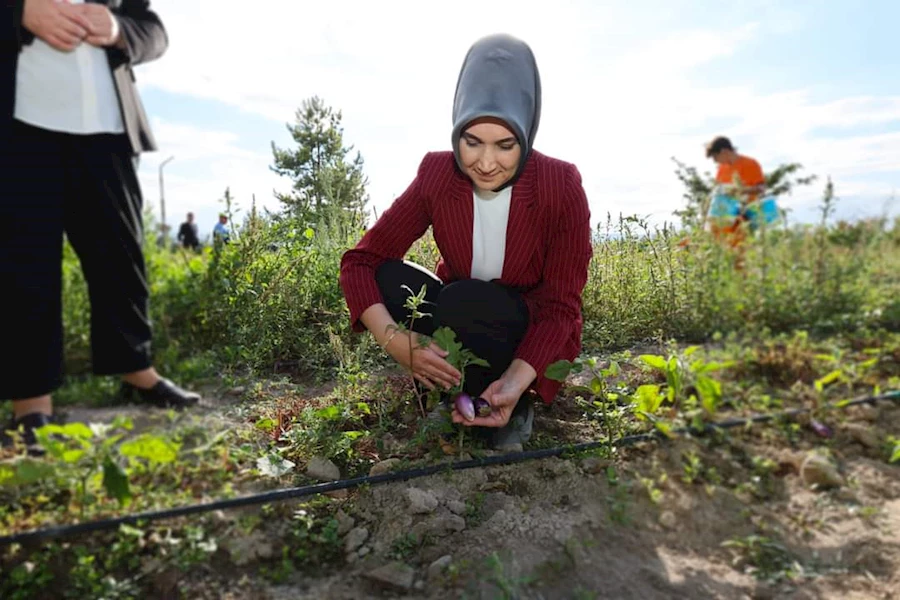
[74,3,121,47]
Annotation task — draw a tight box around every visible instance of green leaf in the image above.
[343,431,365,441]
[602,360,621,378]
[545,359,575,381]
[14,460,56,485]
[119,434,179,465]
[314,405,342,421]
[633,384,664,419]
[639,355,668,371]
[859,358,879,370]
[590,377,604,395]
[466,356,490,368]
[355,402,372,416]
[891,444,900,464]
[62,449,86,464]
[255,418,278,432]
[102,455,132,507]
[303,227,315,240]
[60,422,94,439]
[683,346,701,357]
[654,421,674,438]
[0,464,15,486]
[814,369,843,392]
[432,327,463,368]
[696,376,722,415]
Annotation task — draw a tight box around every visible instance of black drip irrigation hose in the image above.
[2,390,898,548]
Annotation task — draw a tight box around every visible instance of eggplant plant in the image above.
[385,283,491,422]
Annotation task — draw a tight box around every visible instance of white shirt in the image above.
[471,186,512,281]
[14,0,124,135]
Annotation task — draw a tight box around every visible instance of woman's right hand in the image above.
[385,330,461,391]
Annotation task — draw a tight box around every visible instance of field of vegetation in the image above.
[1,99,899,599]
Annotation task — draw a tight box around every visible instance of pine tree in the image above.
[270,96,369,226]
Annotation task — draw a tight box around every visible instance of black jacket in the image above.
[2,0,167,154]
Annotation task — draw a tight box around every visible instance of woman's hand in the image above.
[73,3,122,48]
[385,330,461,391]
[23,0,92,52]
[452,359,536,428]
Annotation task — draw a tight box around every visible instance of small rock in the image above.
[427,555,452,580]
[414,580,425,591]
[659,511,678,529]
[345,527,369,553]
[212,509,229,523]
[411,514,466,541]
[336,509,355,536]
[856,404,880,423]
[845,424,880,450]
[581,457,611,474]
[326,489,349,500]
[370,458,402,477]
[447,500,467,516]
[227,386,247,397]
[358,546,370,557]
[800,453,843,489]
[346,552,359,565]
[541,458,576,478]
[306,457,340,482]
[225,530,275,566]
[564,537,590,568]
[381,433,402,454]
[407,487,439,514]
[364,562,416,593]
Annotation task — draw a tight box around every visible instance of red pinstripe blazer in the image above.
[339,150,593,403]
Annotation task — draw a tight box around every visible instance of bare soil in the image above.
[59,385,900,600]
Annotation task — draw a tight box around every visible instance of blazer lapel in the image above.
[437,170,474,280]
[501,156,539,284]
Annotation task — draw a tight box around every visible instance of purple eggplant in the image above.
[474,396,492,418]
[809,419,833,439]
[454,392,475,421]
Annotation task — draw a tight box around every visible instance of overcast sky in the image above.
[133,0,900,237]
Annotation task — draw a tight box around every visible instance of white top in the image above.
[14,0,124,135]
[471,186,512,281]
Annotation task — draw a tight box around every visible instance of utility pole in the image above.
[159,156,175,245]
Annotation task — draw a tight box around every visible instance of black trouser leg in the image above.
[0,121,66,400]
[374,260,530,398]
[64,133,152,376]
[0,121,152,402]
[375,259,443,337]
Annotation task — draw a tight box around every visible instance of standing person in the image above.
[705,136,766,249]
[212,213,230,245]
[339,33,593,452]
[177,211,200,250]
[1,0,200,456]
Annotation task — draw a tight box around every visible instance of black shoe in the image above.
[120,378,201,410]
[2,413,53,457]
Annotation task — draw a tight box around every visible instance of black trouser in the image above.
[376,259,530,398]
[0,120,152,400]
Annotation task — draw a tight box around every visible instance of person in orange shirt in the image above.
[705,136,766,251]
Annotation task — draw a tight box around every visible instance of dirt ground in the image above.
[58,385,900,600]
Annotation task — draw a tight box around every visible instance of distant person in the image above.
[177,212,200,250]
[705,136,766,248]
[213,214,230,244]
[1,0,201,456]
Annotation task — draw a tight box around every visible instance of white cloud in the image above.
[135,0,900,232]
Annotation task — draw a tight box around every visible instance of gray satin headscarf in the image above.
[451,33,542,191]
